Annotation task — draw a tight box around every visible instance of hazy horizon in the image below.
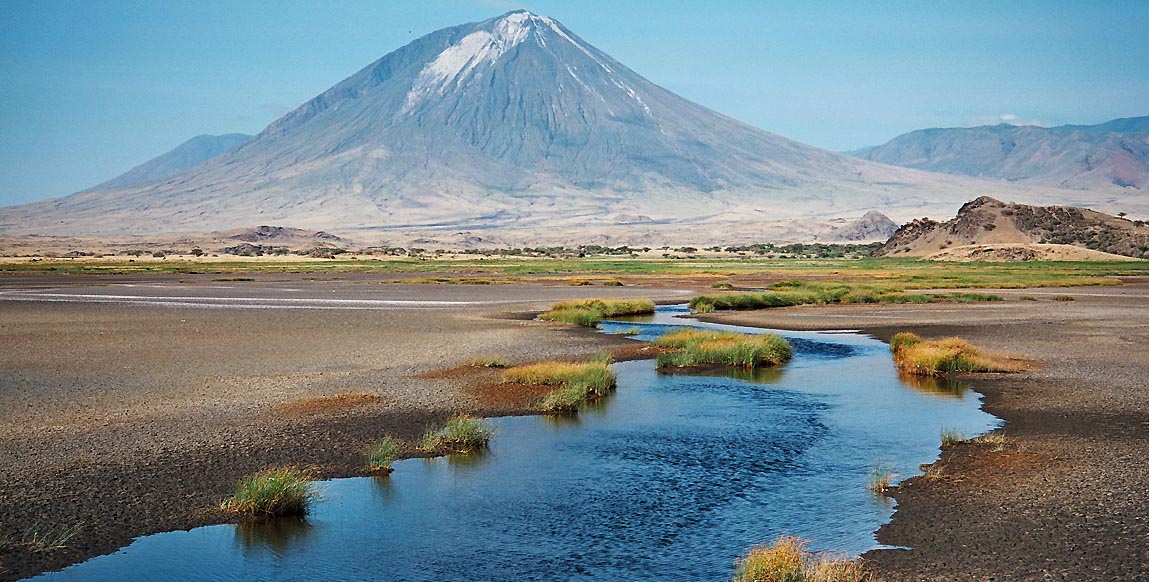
[2,1,1147,206]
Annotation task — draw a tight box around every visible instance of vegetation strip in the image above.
[539,298,655,326]
[501,361,617,412]
[690,280,1005,312]
[890,332,1022,377]
[654,329,792,369]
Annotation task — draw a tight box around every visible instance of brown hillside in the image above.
[875,197,1149,260]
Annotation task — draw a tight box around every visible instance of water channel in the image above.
[32,305,998,581]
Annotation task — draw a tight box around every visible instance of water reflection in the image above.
[896,371,970,398]
[234,517,312,555]
[657,365,786,385]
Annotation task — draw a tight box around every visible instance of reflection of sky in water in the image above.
[35,305,998,582]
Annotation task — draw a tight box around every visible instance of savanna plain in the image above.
[1,256,1147,581]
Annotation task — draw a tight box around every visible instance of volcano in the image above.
[0,11,1114,245]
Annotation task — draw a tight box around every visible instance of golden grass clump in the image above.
[654,329,792,370]
[501,361,617,412]
[889,332,1022,377]
[539,298,655,326]
[221,467,317,518]
[733,536,871,582]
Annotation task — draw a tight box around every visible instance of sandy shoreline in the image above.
[2,274,1147,580]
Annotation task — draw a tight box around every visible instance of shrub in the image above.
[222,467,317,518]
[654,329,791,369]
[502,361,617,412]
[733,536,871,582]
[539,298,656,327]
[419,414,494,453]
[366,437,402,473]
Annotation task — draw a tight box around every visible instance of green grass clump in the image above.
[945,292,1003,303]
[1018,295,1038,301]
[940,428,966,448]
[655,329,791,369]
[733,536,871,582]
[222,467,317,518]
[502,361,617,412]
[419,414,494,453]
[890,332,1022,377]
[539,298,656,326]
[1051,294,1075,301]
[867,462,896,495]
[366,437,402,473]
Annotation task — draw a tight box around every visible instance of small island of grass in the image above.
[890,332,1022,377]
[654,329,792,370]
[539,298,655,326]
[501,360,617,412]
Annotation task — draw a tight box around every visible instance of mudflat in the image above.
[3,273,1147,580]
[703,283,1149,580]
[0,273,691,580]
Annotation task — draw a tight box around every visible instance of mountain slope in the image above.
[89,134,251,191]
[0,12,1135,244]
[854,117,1149,190]
[875,196,1149,260]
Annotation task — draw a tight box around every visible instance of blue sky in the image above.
[2,0,1147,206]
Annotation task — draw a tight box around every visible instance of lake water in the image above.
[31,305,997,581]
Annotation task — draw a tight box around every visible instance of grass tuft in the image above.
[366,437,402,473]
[18,522,85,552]
[654,329,792,370]
[733,536,871,582]
[502,361,617,412]
[419,414,494,453]
[866,462,896,495]
[222,467,317,518]
[539,298,656,327]
[940,428,966,449]
[1051,294,1075,301]
[889,332,1022,377]
[466,354,511,368]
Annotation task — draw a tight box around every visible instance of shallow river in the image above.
[32,305,998,581]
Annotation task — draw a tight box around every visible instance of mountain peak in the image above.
[400,11,602,115]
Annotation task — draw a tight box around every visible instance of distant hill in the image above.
[853,117,1149,190]
[822,211,899,242]
[874,196,1149,260]
[89,134,250,192]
